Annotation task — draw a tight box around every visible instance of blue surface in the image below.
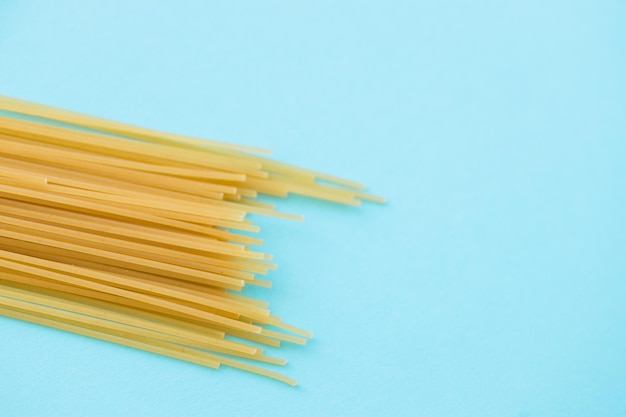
[1,1,625,416]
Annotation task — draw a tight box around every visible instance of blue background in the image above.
[0,1,625,416]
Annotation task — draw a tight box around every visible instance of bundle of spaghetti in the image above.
[0,95,382,386]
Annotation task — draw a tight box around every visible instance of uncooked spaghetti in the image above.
[0,95,382,386]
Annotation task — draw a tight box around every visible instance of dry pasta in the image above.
[0,95,382,385]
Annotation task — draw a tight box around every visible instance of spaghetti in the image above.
[0,95,381,385]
